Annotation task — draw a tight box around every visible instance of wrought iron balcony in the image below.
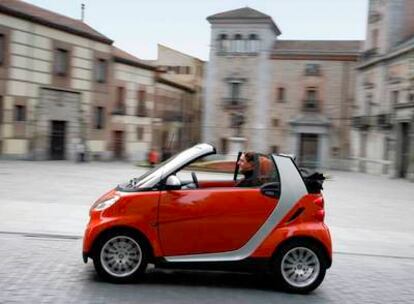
[112,104,126,115]
[361,48,378,61]
[377,113,392,129]
[162,111,184,122]
[352,115,374,129]
[222,97,248,110]
[302,100,320,112]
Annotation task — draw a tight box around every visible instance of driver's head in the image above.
[238,152,255,174]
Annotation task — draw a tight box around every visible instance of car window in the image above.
[176,155,235,182]
[235,154,280,188]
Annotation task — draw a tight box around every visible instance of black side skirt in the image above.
[153,258,271,273]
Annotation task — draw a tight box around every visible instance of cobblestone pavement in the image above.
[0,160,414,302]
[0,232,413,304]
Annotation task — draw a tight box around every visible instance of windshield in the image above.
[118,143,215,191]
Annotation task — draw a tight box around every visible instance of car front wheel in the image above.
[272,241,327,293]
[93,231,148,283]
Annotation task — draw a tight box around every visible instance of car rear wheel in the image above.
[93,231,148,283]
[272,241,327,293]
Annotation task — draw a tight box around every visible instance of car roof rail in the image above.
[277,153,296,161]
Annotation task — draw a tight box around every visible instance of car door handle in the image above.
[260,182,280,198]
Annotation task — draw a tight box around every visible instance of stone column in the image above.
[226,137,247,160]
[251,45,271,153]
[407,117,414,181]
[394,122,402,178]
[202,39,217,146]
[318,134,330,169]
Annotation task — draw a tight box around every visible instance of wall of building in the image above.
[0,12,112,160]
[109,62,155,161]
[203,21,276,153]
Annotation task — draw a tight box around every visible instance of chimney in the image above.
[81,3,85,21]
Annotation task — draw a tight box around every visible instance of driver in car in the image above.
[236,152,261,187]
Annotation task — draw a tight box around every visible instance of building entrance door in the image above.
[299,134,319,168]
[399,123,410,178]
[49,120,66,160]
[113,131,124,160]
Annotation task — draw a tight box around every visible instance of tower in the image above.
[202,7,281,153]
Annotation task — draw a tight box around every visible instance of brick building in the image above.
[0,0,198,161]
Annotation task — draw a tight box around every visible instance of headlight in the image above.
[91,195,120,211]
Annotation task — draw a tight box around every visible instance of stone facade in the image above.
[352,0,414,180]
[0,0,197,162]
[150,44,204,147]
[203,7,360,169]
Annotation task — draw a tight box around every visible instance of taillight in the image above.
[314,196,325,221]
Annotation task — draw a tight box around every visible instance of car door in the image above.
[158,162,280,256]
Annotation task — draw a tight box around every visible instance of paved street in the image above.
[0,160,414,303]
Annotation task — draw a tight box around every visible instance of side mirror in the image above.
[165,175,181,190]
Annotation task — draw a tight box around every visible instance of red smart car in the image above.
[83,143,331,293]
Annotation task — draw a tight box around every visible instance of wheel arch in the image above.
[90,225,155,262]
[272,236,332,268]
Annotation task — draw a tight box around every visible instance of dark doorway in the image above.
[299,134,319,168]
[399,123,410,178]
[49,120,66,160]
[113,130,124,160]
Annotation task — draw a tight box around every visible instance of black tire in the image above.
[271,240,327,293]
[92,230,148,283]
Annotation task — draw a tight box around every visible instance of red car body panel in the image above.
[158,188,276,255]
[83,191,163,257]
[252,194,332,258]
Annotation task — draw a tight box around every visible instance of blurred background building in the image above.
[202,7,361,169]
[0,0,202,161]
[352,0,414,180]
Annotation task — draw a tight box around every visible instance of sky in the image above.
[24,0,369,61]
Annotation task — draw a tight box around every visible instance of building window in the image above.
[365,94,373,115]
[55,48,69,76]
[277,87,285,102]
[0,34,5,65]
[137,127,144,141]
[392,90,399,105]
[272,118,279,127]
[409,92,414,103]
[371,29,379,49]
[218,34,229,52]
[137,89,147,116]
[177,66,190,74]
[305,63,321,76]
[14,105,26,121]
[94,106,105,129]
[230,82,241,101]
[247,34,259,53]
[96,59,107,83]
[271,145,279,154]
[233,34,244,53]
[0,96,3,124]
[303,87,319,111]
[114,87,125,114]
[220,138,228,154]
[331,147,339,157]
